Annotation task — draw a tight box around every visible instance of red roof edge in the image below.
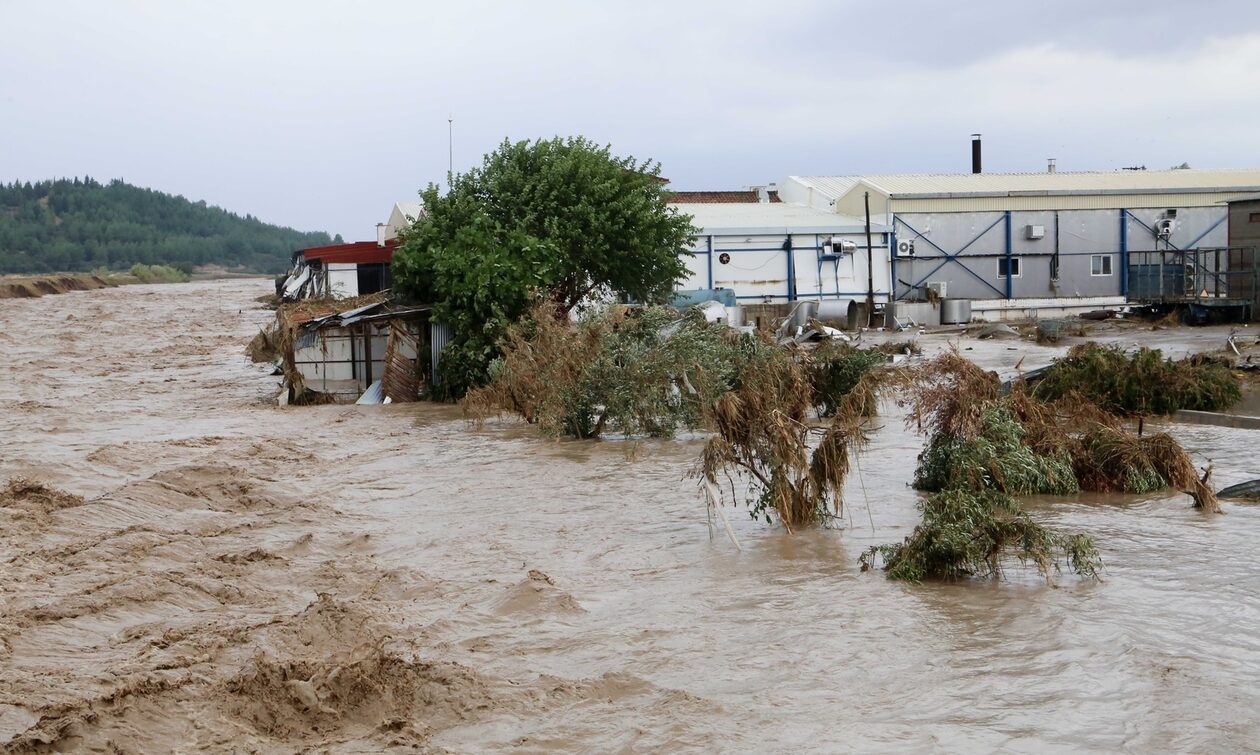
[299,240,399,265]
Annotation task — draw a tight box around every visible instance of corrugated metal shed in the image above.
[671,202,888,234]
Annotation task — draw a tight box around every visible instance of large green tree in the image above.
[392,136,696,397]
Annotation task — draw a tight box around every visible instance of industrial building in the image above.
[671,193,891,323]
[778,164,1260,320]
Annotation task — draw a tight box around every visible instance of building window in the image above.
[356,263,391,294]
[1249,212,1260,223]
[997,257,1021,278]
[1090,254,1113,276]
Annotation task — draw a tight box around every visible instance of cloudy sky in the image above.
[3,0,1259,239]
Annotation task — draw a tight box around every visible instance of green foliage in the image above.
[465,304,744,439]
[392,137,697,398]
[808,343,886,418]
[0,177,332,275]
[914,406,1079,496]
[1032,343,1241,415]
[127,263,189,284]
[860,489,1102,583]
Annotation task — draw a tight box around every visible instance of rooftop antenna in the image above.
[447,113,453,180]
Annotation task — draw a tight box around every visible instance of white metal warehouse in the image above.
[778,169,1260,319]
[671,199,891,310]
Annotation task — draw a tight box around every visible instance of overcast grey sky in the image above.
[3,0,1259,239]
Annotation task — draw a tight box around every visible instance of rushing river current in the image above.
[1,279,1258,752]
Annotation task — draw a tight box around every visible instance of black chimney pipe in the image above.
[971,133,982,174]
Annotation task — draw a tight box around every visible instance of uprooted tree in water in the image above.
[862,348,1223,583]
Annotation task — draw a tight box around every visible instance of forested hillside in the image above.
[0,178,338,275]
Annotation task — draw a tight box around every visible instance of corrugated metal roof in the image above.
[791,169,1260,200]
[671,202,887,234]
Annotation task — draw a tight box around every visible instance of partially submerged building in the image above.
[272,200,433,404]
[279,298,430,404]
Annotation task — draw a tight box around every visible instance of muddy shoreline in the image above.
[0,273,115,299]
[2,280,1259,752]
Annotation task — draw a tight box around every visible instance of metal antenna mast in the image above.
[447,113,453,179]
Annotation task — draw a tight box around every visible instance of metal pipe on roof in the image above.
[972,134,982,174]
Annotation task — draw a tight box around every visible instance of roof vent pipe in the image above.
[1048,158,1057,173]
[376,222,386,247]
[971,134,982,174]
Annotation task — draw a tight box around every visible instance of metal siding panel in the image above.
[430,322,452,386]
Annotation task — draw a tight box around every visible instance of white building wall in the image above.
[682,231,891,305]
[326,263,359,298]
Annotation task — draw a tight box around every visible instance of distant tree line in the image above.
[0,177,338,275]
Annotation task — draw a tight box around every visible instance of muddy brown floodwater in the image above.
[2,280,1259,752]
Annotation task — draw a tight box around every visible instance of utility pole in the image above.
[864,191,875,327]
[447,113,453,180]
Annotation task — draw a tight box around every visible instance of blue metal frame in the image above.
[1004,211,1013,299]
[705,234,713,290]
[1119,209,1129,296]
[897,215,1008,299]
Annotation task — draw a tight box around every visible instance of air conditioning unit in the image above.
[1025,224,1045,240]
[1155,218,1174,239]
[926,281,947,298]
[895,239,916,257]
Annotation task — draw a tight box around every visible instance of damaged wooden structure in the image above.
[278,299,431,404]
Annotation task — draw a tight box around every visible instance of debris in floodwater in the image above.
[1031,343,1241,415]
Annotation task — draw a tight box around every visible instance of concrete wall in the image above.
[892,206,1228,302]
[680,231,892,305]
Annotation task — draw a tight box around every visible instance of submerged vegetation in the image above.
[809,342,886,418]
[1032,343,1241,415]
[865,344,1225,582]
[467,302,1229,582]
[915,405,1079,496]
[860,489,1103,582]
[466,303,893,530]
[701,339,880,530]
[465,304,743,438]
